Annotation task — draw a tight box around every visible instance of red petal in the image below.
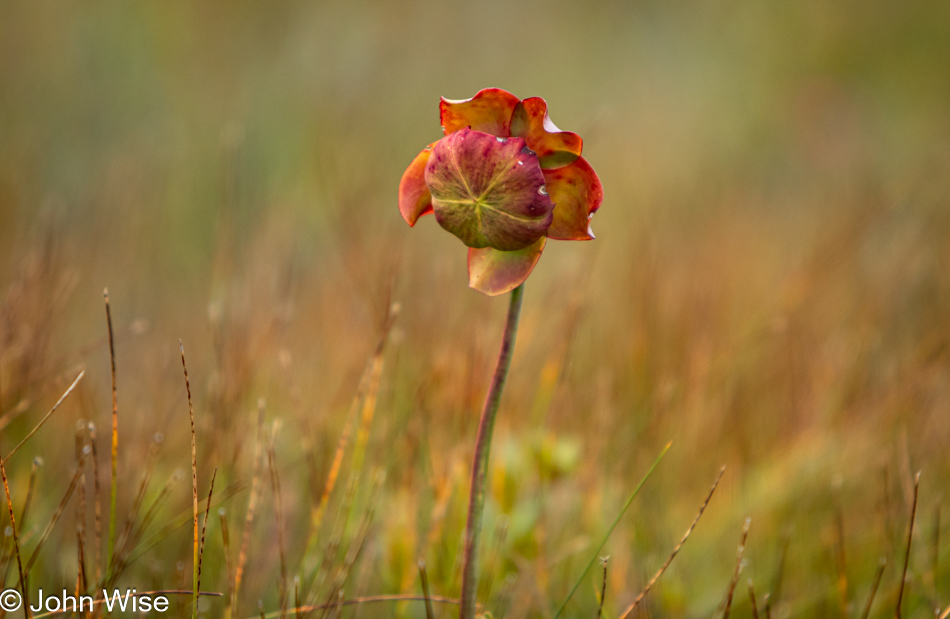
[468,237,546,296]
[510,97,583,170]
[398,142,437,226]
[543,157,603,241]
[440,88,520,138]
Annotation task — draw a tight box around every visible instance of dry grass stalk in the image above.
[108,440,159,577]
[219,508,233,608]
[294,577,302,619]
[18,458,41,536]
[25,449,87,573]
[833,484,849,617]
[267,424,289,618]
[747,579,759,619]
[618,466,726,619]
[722,517,752,619]
[350,303,398,476]
[232,400,266,618]
[0,457,40,594]
[102,470,181,592]
[75,423,88,593]
[931,502,940,603]
[304,304,397,572]
[87,421,102,585]
[895,471,920,619]
[1,370,84,465]
[769,532,790,610]
[0,456,28,616]
[318,471,385,619]
[418,559,435,619]
[197,467,218,614]
[860,557,886,619]
[308,472,361,611]
[179,340,199,619]
[104,289,118,568]
[596,557,608,619]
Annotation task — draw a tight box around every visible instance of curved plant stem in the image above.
[459,283,525,619]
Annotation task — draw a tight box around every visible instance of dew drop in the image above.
[517,160,524,166]
[4,527,12,537]
[538,186,548,196]
[496,137,507,143]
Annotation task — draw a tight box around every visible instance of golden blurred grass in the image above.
[1,1,950,616]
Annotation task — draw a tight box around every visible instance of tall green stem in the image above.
[459,283,525,619]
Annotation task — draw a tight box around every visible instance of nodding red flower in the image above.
[399,88,603,296]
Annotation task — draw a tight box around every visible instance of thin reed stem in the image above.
[197,468,217,615]
[104,289,118,568]
[0,455,28,618]
[723,517,752,619]
[596,557,608,619]
[459,283,524,619]
[179,341,199,619]
[267,427,288,618]
[748,579,760,619]
[617,466,725,619]
[233,401,265,617]
[895,471,920,619]
[860,557,886,619]
[88,421,102,585]
[1,370,83,466]
[419,560,435,619]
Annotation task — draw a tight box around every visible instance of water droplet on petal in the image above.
[538,186,548,196]
[517,160,523,166]
[496,137,506,143]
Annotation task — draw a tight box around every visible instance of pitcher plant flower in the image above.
[398,88,601,619]
[398,87,603,295]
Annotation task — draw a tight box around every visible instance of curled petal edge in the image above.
[468,236,546,296]
[440,88,520,138]
[510,97,583,170]
[543,156,603,241]
[398,142,437,226]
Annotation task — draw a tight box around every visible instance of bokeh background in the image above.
[2,1,950,617]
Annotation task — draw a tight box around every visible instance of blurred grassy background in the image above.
[2,1,950,617]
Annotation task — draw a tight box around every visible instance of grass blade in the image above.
[618,465,725,619]
[552,441,672,619]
